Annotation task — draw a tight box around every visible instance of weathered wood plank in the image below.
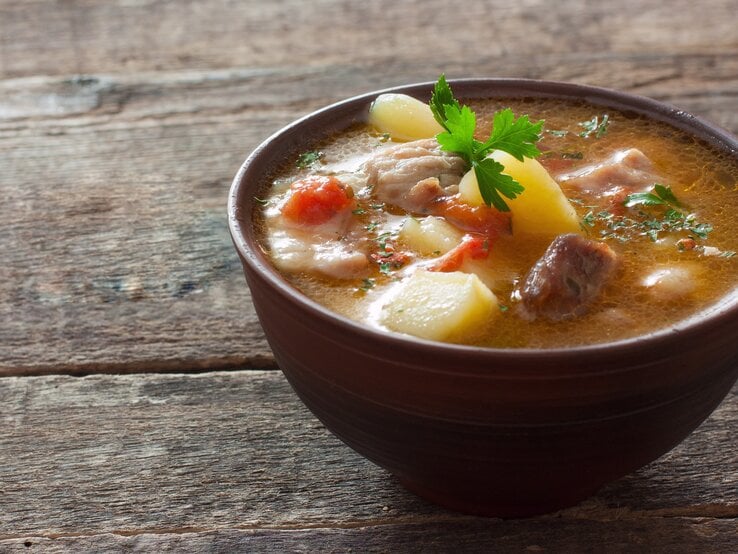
[2,519,737,554]
[0,110,276,374]
[1,52,737,128]
[0,0,736,80]
[0,372,735,542]
[1,54,736,375]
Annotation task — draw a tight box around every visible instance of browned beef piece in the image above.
[363,138,467,213]
[518,234,619,321]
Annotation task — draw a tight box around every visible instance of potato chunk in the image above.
[398,216,464,256]
[368,93,444,142]
[380,270,498,341]
[459,151,581,237]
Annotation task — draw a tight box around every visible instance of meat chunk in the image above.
[556,148,659,196]
[264,177,370,280]
[517,234,619,321]
[266,227,369,280]
[363,138,466,212]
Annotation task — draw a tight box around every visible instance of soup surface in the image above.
[254,96,738,348]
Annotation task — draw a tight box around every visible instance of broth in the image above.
[254,97,738,348]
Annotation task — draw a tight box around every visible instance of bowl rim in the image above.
[228,77,738,367]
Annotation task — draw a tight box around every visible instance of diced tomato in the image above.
[281,176,355,225]
[431,196,511,240]
[427,234,490,272]
[369,239,411,270]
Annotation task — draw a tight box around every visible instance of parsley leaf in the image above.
[624,184,683,209]
[296,150,323,169]
[430,74,461,131]
[435,104,477,161]
[473,157,524,212]
[429,75,543,211]
[478,108,543,161]
[578,114,610,138]
[653,184,681,206]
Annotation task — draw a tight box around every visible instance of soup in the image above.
[253,88,738,348]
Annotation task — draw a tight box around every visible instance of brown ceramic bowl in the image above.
[228,79,738,517]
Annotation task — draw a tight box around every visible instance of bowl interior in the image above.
[228,78,738,368]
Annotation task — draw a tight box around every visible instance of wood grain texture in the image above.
[0,372,736,546]
[0,0,736,79]
[2,519,737,554]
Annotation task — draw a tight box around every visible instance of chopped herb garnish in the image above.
[499,304,510,312]
[690,221,713,240]
[578,114,610,138]
[624,184,682,209]
[583,186,714,245]
[365,221,379,232]
[296,150,323,169]
[561,151,584,160]
[352,208,366,215]
[429,75,544,212]
[376,231,393,250]
[547,129,569,138]
[379,133,391,143]
[360,278,375,291]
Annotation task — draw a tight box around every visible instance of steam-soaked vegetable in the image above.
[379,270,498,341]
[368,93,444,142]
[459,152,580,236]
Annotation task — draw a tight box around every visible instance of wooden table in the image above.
[1,1,736,551]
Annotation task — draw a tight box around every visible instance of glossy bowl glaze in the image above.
[228,79,738,517]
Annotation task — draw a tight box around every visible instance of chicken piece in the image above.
[266,227,369,280]
[264,175,370,280]
[517,234,619,321]
[363,138,466,212]
[556,148,659,196]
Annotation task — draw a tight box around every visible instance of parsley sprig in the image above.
[429,75,544,212]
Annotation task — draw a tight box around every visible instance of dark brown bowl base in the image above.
[247,265,738,517]
[281,356,736,518]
